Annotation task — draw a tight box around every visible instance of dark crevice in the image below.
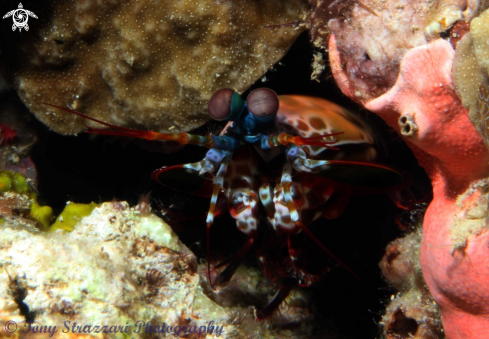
[10,279,36,322]
[388,308,418,337]
[439,28,451,39]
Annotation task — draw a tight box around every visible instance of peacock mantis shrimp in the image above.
[45,88,410,318]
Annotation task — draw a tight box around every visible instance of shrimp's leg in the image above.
[255,278,296,320]
[213,147,262,286]
[205,155,232,288]
[279,163,362,284]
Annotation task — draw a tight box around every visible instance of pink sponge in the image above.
[330,36,489,338]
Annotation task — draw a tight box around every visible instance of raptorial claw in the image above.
[263,132,344,150]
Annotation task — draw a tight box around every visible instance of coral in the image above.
[0,0,308,135]
[453,33,484,111]
[325,0,478,103]
[380,231,423,293]
[449,179,489,249]
[0,201,337,339]
[329,31,489,338]
[0,170,53,230]
[49,201,98,232]
[379,230,444,339]
[471,10,489,77]
[453,8,489,146]
[0,202,210,338]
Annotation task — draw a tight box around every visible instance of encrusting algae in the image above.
[0,170,102,232]
[49,202,99,232]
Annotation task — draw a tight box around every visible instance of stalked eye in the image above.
[246,88,279,117]
[208,88,245,121]
[208,88,234,120]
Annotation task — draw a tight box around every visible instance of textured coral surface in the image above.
[379,230,443,339]
[325,0,478,102]
[0,201,332,339]
[453,8,489,146]
[0,0,307,135]
[330,34,489,338]
[0,202,208,337]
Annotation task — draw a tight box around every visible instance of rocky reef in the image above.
[0,0,308,135]
[0,201,329,339]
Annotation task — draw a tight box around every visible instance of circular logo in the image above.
[13,9,28,27]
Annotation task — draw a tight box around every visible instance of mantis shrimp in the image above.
[45,88,410,318]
